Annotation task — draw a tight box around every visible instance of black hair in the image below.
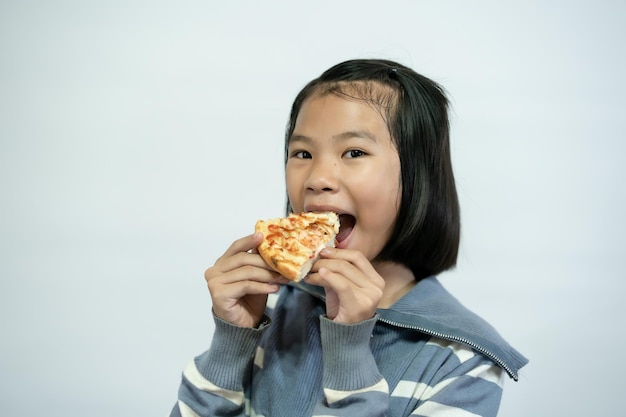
[284,59,460,280]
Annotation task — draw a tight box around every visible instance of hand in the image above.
[205,232,289,328]
[306,248,385,324]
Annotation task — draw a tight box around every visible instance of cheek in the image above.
[355,163,401,205]
[285,170,302,211]
[366,185,400,221]
[356,164,402,229]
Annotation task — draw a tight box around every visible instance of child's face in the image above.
[286,93,401,262]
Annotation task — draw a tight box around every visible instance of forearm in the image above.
[312,315,389,417]
[172,314,268,417]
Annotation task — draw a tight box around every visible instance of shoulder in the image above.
[378,277,528,381]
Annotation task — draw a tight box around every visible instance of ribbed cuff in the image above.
[195,313,268,391]
[319,314,383,391]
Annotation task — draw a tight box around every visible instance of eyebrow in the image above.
[289,129,378,144]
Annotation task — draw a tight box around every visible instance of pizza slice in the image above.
[255,212,340,282]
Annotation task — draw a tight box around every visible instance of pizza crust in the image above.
[255,212,339,282]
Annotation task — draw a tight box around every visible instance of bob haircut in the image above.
[284,59,460,280]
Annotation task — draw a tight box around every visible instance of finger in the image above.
[312,259,380,290]
[318,248,376,274]
[214,250,275,274]
[309,265,361,293]
[213,280,283,301]
[219,232,263,261]
[318,249,384,287]
[206,263,285,286]
[309,266,383,323]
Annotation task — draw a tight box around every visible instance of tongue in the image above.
[336,215,355,243]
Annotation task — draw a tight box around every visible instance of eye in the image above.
[344,149,366,159]
[291,150,312,159]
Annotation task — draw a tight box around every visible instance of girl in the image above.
[171,59,528,417]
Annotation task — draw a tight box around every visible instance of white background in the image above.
[1,1,624,416]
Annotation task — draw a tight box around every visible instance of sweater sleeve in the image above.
[312,315,390,417]
[170,314,269,417]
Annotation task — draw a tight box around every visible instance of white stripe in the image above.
[182,360,245,406]
[474,363,505,386]
[254,346,265,369]
[426,337,475,363]
[424,337,505,385]
[412,401,480,417]
[393,363,504,403]
[391,380,429,400]
[424,364,496,401]
[458,362,504,385]
[448,342,475,363]
[177,400,200,417]
[266,292,279,309]
[324,378,388,405]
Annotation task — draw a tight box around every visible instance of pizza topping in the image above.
[255,212,339,281]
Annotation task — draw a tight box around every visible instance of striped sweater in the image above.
[172,277,528,417]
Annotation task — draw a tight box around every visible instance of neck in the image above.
[373,261,417,308]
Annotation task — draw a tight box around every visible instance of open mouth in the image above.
[336,214,355,244]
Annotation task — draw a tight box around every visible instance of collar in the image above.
[290,277,528,381]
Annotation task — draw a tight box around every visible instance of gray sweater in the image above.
[172,277,528,417]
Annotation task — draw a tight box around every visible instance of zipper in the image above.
[377,316,519,381]
[290,282,520,380]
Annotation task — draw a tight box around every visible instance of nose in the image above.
[305,157,339,193]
